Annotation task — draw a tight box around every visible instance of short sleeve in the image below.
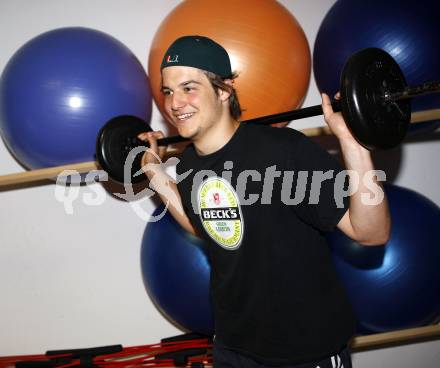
[284,131,348,232]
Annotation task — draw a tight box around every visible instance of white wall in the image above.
[0,1,438,366]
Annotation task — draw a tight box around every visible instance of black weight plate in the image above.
[340,48,411,150]
[96,115,152,184]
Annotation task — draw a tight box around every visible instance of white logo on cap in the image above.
[166,55,179,63]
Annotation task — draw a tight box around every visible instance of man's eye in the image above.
[162,89,172,96]
[184,86,194,92]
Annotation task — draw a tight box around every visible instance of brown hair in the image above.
[203,71,243,120]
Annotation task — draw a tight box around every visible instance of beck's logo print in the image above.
[197,177,243,250]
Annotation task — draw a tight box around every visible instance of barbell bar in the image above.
[96,47,440,184]
[0,109,438,189]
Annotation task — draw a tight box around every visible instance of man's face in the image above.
[161,66,224,141]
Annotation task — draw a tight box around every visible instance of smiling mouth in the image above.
[175,112,195,122]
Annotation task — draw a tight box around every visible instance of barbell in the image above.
[96,48,440,184]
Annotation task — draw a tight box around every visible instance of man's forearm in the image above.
[146,168,197,236]
[339,139,391,245]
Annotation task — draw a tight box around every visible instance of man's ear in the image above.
[219,79,233,101]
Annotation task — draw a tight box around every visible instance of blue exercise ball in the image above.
[0,27,152,169]
[326,184,440,334]
[141,206,214,335]
[313,0,440,132]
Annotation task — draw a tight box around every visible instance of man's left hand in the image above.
[321,92,357,144]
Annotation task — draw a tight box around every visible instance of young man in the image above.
[139,36,391,368]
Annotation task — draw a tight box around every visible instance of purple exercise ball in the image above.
[313,0,440,132]
[0,27,152,169]
[326,184,440,334]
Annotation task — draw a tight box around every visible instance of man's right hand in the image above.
[137,131,198,237]
[138,131,167,177]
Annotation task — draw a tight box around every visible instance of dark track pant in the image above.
[213,340,352,368]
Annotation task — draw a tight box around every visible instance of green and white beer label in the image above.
[197,177,243,250]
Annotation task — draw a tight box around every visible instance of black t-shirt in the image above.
[176,123,357,366]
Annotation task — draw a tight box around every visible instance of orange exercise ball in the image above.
[148,0,311,123]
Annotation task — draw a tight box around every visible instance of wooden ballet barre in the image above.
[410,108,440,123]
[350,324,440,350]
[0,161,99,187]
[0,108,438,189]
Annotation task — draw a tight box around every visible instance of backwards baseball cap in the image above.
[160,35,232,78]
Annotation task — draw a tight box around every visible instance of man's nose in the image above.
[171,92,186,111]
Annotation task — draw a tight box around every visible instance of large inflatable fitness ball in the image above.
[141,206,214,335]
[148,0,310,123]
[326,185,440,334]
[313,0,440,133]
[0,27,152,169]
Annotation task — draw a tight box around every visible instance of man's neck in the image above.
[193,116,240,156]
